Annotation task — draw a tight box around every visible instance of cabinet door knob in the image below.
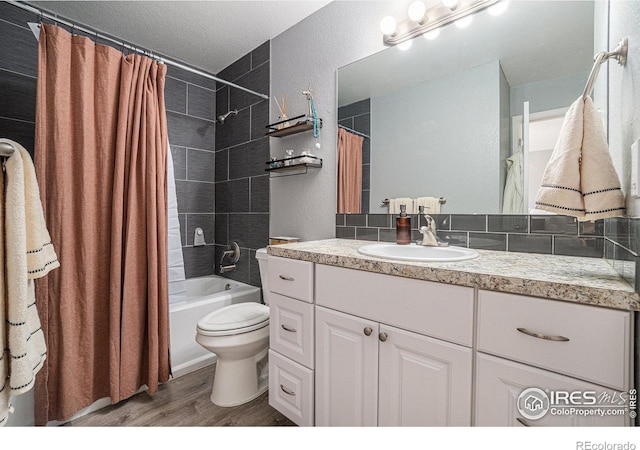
[363,327,373,336]
[379,332,388,342]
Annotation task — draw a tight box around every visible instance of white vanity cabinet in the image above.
[475,290,633,426]
[266,248,635,428]
[314,264,474,426]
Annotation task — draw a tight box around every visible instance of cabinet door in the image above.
[315,306,379,426]
[378,324,473,426]
[475,353,629,426]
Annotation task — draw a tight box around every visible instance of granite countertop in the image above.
[267,239,640,311]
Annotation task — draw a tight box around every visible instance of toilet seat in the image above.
[197,303,269,337]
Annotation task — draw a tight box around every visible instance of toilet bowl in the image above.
[195,248,271,407]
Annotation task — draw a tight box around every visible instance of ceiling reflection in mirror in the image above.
[337,0,598,214]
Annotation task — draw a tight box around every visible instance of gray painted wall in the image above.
[509,70,590,118]
[270,1,394,241]
[609,1,640,217]
[370,61,502,214]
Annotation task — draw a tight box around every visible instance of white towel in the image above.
[415,197,441,215]
[534,96,625,221]
[388,198,415,214]
[0,139,59,427]
[502,151,524,214]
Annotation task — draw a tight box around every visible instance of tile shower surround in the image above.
[0,2,270,287]
[336,213,640,291]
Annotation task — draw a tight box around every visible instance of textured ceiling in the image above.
[30,0,332,74]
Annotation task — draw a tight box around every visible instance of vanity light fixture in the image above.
[381,0,502,47]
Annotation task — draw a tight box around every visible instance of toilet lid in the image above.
[197,303,269,335]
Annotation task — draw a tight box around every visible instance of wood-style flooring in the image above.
[63,364,296,427]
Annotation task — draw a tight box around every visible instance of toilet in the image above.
[195,248,271,407]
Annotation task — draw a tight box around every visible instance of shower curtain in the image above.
[33,24,170,424]
[337,128,364,213]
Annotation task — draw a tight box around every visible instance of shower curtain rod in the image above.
[338,124,370,139]
[7,0,270,101]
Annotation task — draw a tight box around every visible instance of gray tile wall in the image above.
[166,63,218,279]
[337,213,640,291]
[0,2,39,155]
[215,42,270,288]
[338,99,371,213]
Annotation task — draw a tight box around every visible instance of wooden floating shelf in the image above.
[265,115,323,138]
[265,155,323,177]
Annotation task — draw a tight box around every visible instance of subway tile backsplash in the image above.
[336,213,640,291]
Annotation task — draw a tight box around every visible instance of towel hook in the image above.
[582,37,628,100]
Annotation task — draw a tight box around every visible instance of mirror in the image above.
[337,0,601,214]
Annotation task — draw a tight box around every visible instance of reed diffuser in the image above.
[274,95,290,129]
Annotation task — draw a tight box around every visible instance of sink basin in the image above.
[357,243,479,262]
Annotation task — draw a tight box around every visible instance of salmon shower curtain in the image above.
[337,128,364,213]
[33,24,170,424]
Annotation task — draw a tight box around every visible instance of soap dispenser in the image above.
[396,204,411,245]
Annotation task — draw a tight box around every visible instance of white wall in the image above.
[370,61,502,213]
[270,1,397,241]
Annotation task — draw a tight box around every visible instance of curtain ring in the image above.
[71,24,76,37]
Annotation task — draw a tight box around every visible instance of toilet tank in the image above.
[255,248,270,305]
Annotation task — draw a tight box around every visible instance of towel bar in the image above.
[382,197,446,206]
[582,37,628,100]
[0,142,15,157]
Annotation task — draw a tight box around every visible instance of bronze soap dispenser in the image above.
[396,204,411,245]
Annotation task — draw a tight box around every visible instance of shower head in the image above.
[217,110,238,124]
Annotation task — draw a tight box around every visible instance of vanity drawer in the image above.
[268,256,314,303]
[269,293,315,368]
[475,353,629,427]
[315,264,474,346]
[269,350,314,426]
[477,290,632,390]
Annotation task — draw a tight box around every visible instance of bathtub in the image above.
[169,275,261,378]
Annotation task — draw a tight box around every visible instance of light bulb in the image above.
[488,0,509,16]
[455,15,473,28]
[442,0,458,9]
[408,1,427,22]
[398,40,413,51]
[380,16,397,35]
[424,29,440,40]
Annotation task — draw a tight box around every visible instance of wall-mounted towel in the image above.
[388,198,415,214]
[534,96,625,221]
[0,139,59,427]
[415,197,441,215]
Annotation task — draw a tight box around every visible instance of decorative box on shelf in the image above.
[265,114,323,138]
[265,155,323,177]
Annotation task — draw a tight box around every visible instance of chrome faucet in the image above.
[419,215,448,247]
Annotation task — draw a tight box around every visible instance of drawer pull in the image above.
[379,332,388,342]
[280,384,295,396]
[516,417,535,427]
[363,327,373,336]
[517,327,570,342]
[281,324,297,333]
[279,275,295,281]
